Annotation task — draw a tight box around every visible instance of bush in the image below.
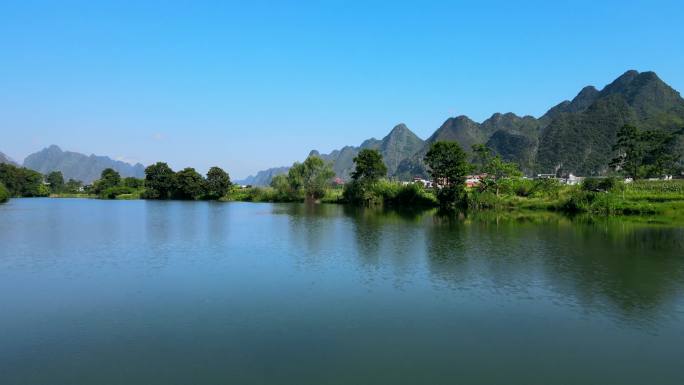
[0,182,9,203]
[529,178,563,198]
[386,183,437,207]
[582,177,620,192]
[100,186,135,199]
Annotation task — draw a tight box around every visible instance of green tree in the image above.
[92,168,121,195]
[174,167,205,200]
[64,179,83,193]
[0,163,47,197]
[481,155,523,196]
[270,174,295,201]
[122,177,144,189]
[351,149,387,183]
[205,166,231,200]
[424,141,472,208]
[144,162,176,199]
[0,182,9,203]
[610,124,644,179]
[288,156,335,201]
[641,128,683,177]
[46,171,65,193]
[471,143,494,173]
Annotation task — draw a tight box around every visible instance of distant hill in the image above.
[253,70,683,180]
[241,124,424,186]
[395,70,684,178]
[310,123,425,181]
[537,70,684,175]
[236,166,290,186]
[23,145,145,183]
[0,151,18,166]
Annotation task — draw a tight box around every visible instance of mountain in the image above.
[236,166,290,186]
[310,123,424,181]
[23,145,146,183]
[0,151,18,166]
[239,70,684,181]
[536,70,684,175]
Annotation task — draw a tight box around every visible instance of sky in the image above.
[1,0,683,179]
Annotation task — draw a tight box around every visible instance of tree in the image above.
[641,128,683,177]
[351,149,387,183]
[0,163,48,197]
[46,171,65,193]
[92,168,121,195]
[611,124,683,178]
[424,141,472,208]
[610,124,644,179]
[174,167,205,200]
[205,166,231,200]
[270,174,294,201]
[471,143,494,173]
[481,155,523,196]
[64,179,83,193]
[144,162,176,199]
[287,156,335,201]
[122,177,144,189]
[0,182,9,203]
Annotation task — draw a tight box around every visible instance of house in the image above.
[413,177,434,188]
[565,173,584,185]
[465,174,486,188]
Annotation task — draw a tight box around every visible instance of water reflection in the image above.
[324,205,684,325]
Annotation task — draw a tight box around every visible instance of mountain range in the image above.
[241,70,684,185]
[0,152,18,166]
[3,70,682,186]
[20,145,145,183]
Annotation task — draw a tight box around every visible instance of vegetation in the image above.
[0,182,9,203]
[0,163,49,197]
[610,124,683,179]
[205,166,232,200]
[143,162,176,199]
[46,171,65,193]
[287,156,335,201]
[424,141,472,208]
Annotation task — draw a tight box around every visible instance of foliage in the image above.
[287,156,335,201]
[611,124,683,179]
[478,152,523,196]
[92,168,122,195]
[351,149,387,183]
[471,143,493,173]
[46,171,65,193]
[144,162,176,199]
[0,163,49,197]
[424,141,472,208]
[122,177,144,189]
[0,182,9,203]
[64,178,83,193]
[205,166,231,200]
[100,186,135,200]
[582,177,621,192]
[173,167,205,200]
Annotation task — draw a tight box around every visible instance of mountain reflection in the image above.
[279,204,684,326]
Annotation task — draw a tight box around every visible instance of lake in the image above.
[1,198,683,384]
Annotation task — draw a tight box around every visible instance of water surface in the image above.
[1,198,683,384]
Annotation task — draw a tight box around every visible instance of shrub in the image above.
[582,177,620,192]
[100,186,134,199]
[0,182,9,203]
[386,183,437,207]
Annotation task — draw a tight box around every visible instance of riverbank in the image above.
[45,179,684,220]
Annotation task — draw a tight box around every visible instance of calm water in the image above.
[1,199,683,385]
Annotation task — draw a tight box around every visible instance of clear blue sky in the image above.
[1,0,683,178]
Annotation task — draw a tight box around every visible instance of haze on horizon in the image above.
[2,0,683,178]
